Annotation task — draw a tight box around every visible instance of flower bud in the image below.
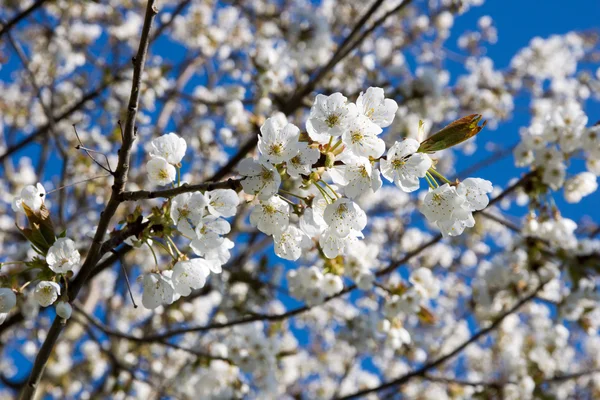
[56,301,73,320]
[418,114,487,153]
[0,288,17,313]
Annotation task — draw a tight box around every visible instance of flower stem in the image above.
[320,179,340,199]
[146,240,159,266]
[315,183,333,204]
[153,239,178,261]
[279,189,309,202]
[428,168,453,185]
[424,172,437,189]
[277,194,297,207]
[329,139,343,152]
[166,236,183,257]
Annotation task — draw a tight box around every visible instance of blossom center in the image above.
[269,143,283,155]
[325,114,340,128]
[261,169,274,181]
[350,131,363,143]
[158,169,170,179]
[392,159,405,169]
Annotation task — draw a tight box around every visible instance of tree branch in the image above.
[0,0,48,38]
[118,178,243,202]
[19,2,158,398]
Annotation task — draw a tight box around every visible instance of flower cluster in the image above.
[420,178,493,237]
[239,88,493,267]
[4,189,80,318]
[146,132,187,186]
[140,133,240,309]
[514,100,598,202]
[287,266,344,304]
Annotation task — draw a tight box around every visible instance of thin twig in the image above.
[72,125,114,174]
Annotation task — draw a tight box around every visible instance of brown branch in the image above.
[19,2,158,398]
[118,178,243,201]
[0,0,48,38]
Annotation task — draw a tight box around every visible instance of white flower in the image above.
[564,172,598,203]
[387,327,412,349]
[257,117,301,164]
[273,225,311,261]
[0,288,16,313]
[321,274,344,297]
[420,184,465,224]
[552,102,587,153]
[534,147,563,167]
[46,238,80,274]
[147,157,176,186]
[55,301,73,320]
[540,217,578,249]
[319,228,362,259]
[141,272,176,309]
[12,183,46,213]
[149,132,187,165]
[286,143,320,178]
[239,158,281,200]
[380,139,432,192]
[587,149,600,175]
[323,198,367,238]
[190,215,231,255]
[356,87,398,128]
[582,125,600,149]
[249,196,290,236]
[329,155,382,199]
[306,93,358,143]
[34,281,61,307]
[342,116,385,159]
[542,162,566,190]
[437,208,475,237]
[513,142,534,167]
[206,189,239,217]
[202,238,234,273]
[172,259,211,296]
[456,178,493,211]
[299,201,328,240]
[409,267,440,298]
[171,192,207,237]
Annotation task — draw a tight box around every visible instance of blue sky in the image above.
[445,0,600,222]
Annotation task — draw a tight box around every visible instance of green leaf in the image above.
[15,224,50,254]
[22,203,56,247]
[418,114,487,153]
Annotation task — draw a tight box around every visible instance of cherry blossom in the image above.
[257,117,301,164]
[12,183,46,213]
[147,157,176,186]
[141,272,176,309]
[239,158,281,200]
[306,93,358,143]
[46,238,80,274]
[34,281,61,307]
[356,87,398,128]
[149,132,187,165]
[380,139,432,192]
